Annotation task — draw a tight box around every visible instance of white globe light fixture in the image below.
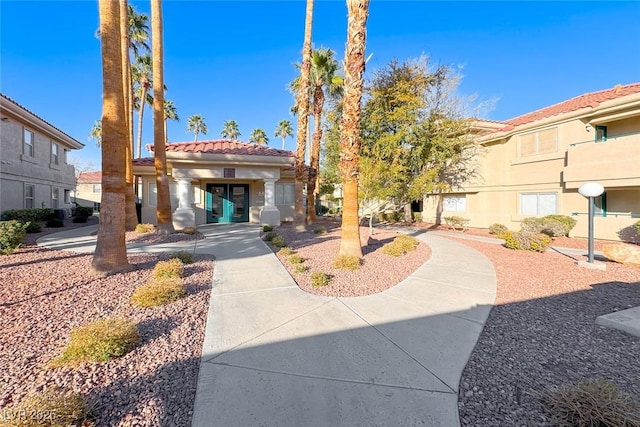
[578,182,604,263]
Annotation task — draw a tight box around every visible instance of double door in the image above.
[206,183,249,223]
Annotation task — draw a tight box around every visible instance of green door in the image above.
[206,184,249,223]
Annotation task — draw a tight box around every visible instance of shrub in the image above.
[521,216,567,238]
[271,235,287,248]
[395,234,419,251]
[53,317,139,365]
[540,378,640,427]
[152,258,184,279]
[503,230,552,252]
[313,226,327,235]
[262,225,273,232]
[443,215,469,230]
[333,255,361,270]
[263,231,277,241]
[310,271,331,287]
[1,208,55,223]
[46,217,64,228]
[73,206,94,218]
[412,212,422,223]
[135,223,155,233]
[182,226,197,235]
[131,276,185,308]
[1,387,91,427]
[24,221,42,233]
[294,265,309,274]
[72,216,88,223]
[0,220,28,255]
[488,223,508,237]
[278,247,295,256]
[169,251,194,264]
[544,214,577,237]
[634,220,640,235]
[288,255,305,264]
[392,211,404,222]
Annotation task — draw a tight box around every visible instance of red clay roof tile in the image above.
[77,171,102,183]
[147,140,295,157]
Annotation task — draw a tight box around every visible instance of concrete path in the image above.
[37,223,498,426]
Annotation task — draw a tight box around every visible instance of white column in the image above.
[260,178,280,226]
[263,178,277,208]
[176,178,192,210]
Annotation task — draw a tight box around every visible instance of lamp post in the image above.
[578,182,604,263]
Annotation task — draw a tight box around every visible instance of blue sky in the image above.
[1,1,639,168]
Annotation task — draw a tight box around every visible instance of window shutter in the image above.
[520,133,536,156]
[537,129,557,154]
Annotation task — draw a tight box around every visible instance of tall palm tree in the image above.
[307,48,342,224]
[249,128,269,145]
[339,0,370,258]
[187,114,207,141]
[294,0,314,229]
[275,119,294,150]
[221,120,241,140]
[127,4,149,58]
[132,54,153,158]
[151,0,174,235]
[89,119,102,147]
[92,0,130,275]
[163,99,179,143]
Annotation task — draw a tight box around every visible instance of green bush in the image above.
[412,212,422,223]
[0,220,28,255]
[46,217,64,228]
[52,317,139,365]
[540,378,640,427]
[521,216,568,238]
[288,255,305,264]
[262,225,273,232]
[0,208,55,223]
[333,255,361,270]
[488,223,508,237]
[24,221,42,233]
[443,215,469,230]
[263,231,277,241]
[503,230,552,252]
[634,220,640,235]
[169,250,194,264]
[73,206,94,218]
[310,271,331,287]
[294,265,309,274]
[271,235,287,248]
[278,247,295,256]
[392,211,404,222]
[72,216,88,223]
[544,214,577,237]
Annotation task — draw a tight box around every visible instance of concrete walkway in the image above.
[37,223,498,426]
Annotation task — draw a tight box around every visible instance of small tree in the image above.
[186,114,207,141]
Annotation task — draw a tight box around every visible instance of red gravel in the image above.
[1,219,213,426]
[271,220,431,297]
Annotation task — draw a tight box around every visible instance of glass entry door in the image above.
[206,184,249,223]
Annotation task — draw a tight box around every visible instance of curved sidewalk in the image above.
[37,224,497,426]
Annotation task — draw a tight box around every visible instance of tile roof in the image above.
[505,83,640,127]
[0,92,84,147]
[147,140,295,157]
[77,171,102,183]
[132,157,154,167]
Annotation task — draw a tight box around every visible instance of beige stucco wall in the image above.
[0,118,77,213]
[74,182,102,208]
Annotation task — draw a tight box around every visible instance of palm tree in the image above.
[249,128,269,145]
[294,0,314,229]
[89,119,102,147]
[163,99,179,143]
[221,120,241,140]
[307,48,342,224]
[131,54,153,158]
[187,114,207,141]
[92,0,131,274]
[151,0,174,235]
[275,119,294,150]
[127,4,149,58]
[339,0,370,258]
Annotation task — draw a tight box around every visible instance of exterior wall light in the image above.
[585,123,592,132]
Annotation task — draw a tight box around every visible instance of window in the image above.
[442,195,466,212]
[64,189,71,204]
[520,193,557,216]
[595,125,607,142]
[519,128,557,157]
[275,183,295,205]
[192,186,201,204]
[51,142,59,165]
[148,182,179,208]
[23,128,34,157]
[92,183,102,193]
[25,184,35,209]
[52,188,59,209]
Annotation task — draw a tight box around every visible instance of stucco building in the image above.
[132,140,296,229]
[0,93,83,215]
[422,83,640,241]
[75,171,103,211]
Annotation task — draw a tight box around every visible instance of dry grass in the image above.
[310,271,331,287]
[0,387,91,427]
[152,258,184,279]
[130,277,185,308]
[382,234,419,256]
[134,223,155,233]
[169,251,194,265]
[333,255,361,270]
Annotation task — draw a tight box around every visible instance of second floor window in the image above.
[24,128,34,157]
[51,142,59,165]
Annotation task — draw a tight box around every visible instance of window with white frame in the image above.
[23,128,34,157]
[92,183,101,193]
[442,195,467,212]
[52,188,59,209]
[64,189,71,204]
[148,182,179,208]
[25,184,35,209]
[519,127,557,157]
[192,186,201,204]
[520,193,557,216]
[275,183,295,205]
[51,142,59,165]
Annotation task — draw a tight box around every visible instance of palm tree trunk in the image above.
[338,0,370,258]
[307,84,324,224]
[136,85,147,158]
[294,0,314,230]
[151,0,174,235]
[92,0,131,275]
